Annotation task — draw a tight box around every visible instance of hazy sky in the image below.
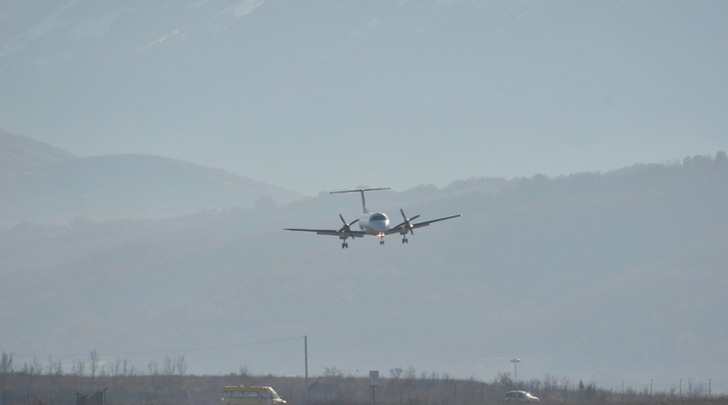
[1,0,727,194]
[2,1,728,387]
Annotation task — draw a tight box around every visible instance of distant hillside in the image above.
[0,129,75,176]
[1,153,727,388]
[0,130,302,227]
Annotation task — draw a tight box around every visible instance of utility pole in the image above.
[304,336,309,405]
[304,336,308,387]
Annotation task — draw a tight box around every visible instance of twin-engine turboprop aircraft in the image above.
[285,187,461,248]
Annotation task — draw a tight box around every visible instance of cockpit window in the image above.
[370,213,387,221]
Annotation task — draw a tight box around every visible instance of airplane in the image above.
[285,187,461,248]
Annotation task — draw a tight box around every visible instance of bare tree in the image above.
[160,355,187,376]
[24,356,43,375]
[47,356,63,376]
[123,359,131,376]
[239,364,249,377]
[107,358,122,377]
[163,355,176,376]
[0,352,12,374]
[175,355,187,376]
[322,366,344,378]
[89,350,100,380]
[73,359,86,376]
[1,351,13,405]
[147,359,159,376]
[390,368,404,379]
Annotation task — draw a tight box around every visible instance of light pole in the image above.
[510,358,521,385]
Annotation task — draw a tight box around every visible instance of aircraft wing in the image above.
[386,214,462,235]
[285,228,366,238]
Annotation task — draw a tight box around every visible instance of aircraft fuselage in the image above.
[358,211,390,235]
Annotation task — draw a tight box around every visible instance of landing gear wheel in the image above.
[342,242,348,249]
[379,239,385,245]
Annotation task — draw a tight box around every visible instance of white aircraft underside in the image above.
[285,188,461,248]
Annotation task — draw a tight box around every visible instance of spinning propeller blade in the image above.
[338,214,359,238]
[398,208,420,235]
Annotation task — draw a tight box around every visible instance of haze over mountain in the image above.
[1,1,727,193]
[0,130,301,228]
[1,131,727,393]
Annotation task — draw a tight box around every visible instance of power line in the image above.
[12,336,306,358]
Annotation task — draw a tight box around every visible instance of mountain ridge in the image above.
[0,129,75,176]
[0,129,302,227]
[2,151,727,387]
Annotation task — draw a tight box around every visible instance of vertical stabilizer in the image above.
[330,187,391,214]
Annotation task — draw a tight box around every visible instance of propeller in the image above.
[338,214,359,239]
[397,208,420,235]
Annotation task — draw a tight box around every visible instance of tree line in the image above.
[2,351,727,405]
[2,352,188,378]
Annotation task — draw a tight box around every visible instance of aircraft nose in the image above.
[368,213,390,231]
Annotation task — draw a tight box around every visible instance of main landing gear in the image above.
[338,214,358,249]
[397,208,418,245]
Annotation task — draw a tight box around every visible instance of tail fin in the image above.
[330,187,390,213]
